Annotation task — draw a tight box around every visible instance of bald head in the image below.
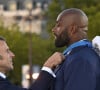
[58,8,87,17]
[57,8,88,31]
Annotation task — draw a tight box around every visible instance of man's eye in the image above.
[55,24,60,28]
[7,50,10,53]
[57,23,61,27]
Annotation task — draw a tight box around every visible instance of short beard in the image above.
[55,30,70,47]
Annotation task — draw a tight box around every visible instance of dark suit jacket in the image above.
[0,71,55,90]
[54,46,100,90]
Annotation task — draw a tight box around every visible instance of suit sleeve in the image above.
[1,71,55,90]
[30,70,55,90]
[63,57,96,90]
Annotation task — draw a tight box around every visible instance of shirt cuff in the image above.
[41,66,56,78]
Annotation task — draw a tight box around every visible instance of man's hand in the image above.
[43,52,65,69]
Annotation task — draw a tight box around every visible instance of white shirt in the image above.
[42,67,56,77]
[0,72,6,79]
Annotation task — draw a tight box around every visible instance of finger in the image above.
[60,53,65,60]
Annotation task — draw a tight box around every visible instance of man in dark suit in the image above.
[52,8,100,90]
[0,36,65,90]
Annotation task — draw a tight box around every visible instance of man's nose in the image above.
[11,52,15,58]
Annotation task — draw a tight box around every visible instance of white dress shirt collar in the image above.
[0,72,6,79]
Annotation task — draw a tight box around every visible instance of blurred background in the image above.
[0,0,100,87]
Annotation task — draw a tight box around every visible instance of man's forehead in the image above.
[0,40,8,48]
[57,13,62,21]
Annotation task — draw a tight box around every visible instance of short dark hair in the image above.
[0,36,6,41]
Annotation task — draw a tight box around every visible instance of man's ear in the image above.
[69,24,78,36]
